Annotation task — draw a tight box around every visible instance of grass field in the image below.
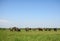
[0,30,60,41]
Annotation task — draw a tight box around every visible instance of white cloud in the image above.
[0,19,20,28]
[0,19,10,27]
[0,19,9,23]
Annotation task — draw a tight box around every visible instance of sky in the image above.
[0,0,60,28]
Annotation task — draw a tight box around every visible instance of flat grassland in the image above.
[0,30,60,41]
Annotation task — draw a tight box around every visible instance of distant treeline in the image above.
[0,27,60,32]
[0,28,9,30]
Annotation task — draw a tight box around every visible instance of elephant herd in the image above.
[9,27,21,31]
[9,27,57,32]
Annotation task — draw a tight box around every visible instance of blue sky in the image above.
[0,0,60,28]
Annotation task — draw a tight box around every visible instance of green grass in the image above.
[0,30,60,41]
